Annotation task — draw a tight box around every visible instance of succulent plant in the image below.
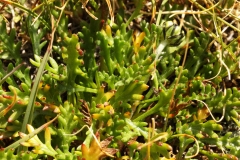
[0,0,239,160]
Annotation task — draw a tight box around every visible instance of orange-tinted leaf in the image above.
[81,132,118,160]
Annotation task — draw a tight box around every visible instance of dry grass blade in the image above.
[0,62,25,85]
[4,115,59,151]
[0,0,50,28]
[163,29,190,132]
[171,134,199,159]
[105,0,114,26]
[81,0,98,20]
[150,0,156,24]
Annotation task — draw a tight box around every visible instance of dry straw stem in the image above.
[189,0,240,32]
[146,118,156,160]
[170,134,199,159]
[194,99,226,123]
[4,115,59,151]
[193,79,227,123]
[64,124,99,141]
[163,29,190,132]
[64,124,110,156]
[80,0,114,25]
[105,0,114,26]
[81,0,98,20]
[0,0,50,28]
[0,62,26,85]
[137,132,169,150]
[205,1,231,81]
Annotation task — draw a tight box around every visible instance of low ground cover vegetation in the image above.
[0,0,239,159]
